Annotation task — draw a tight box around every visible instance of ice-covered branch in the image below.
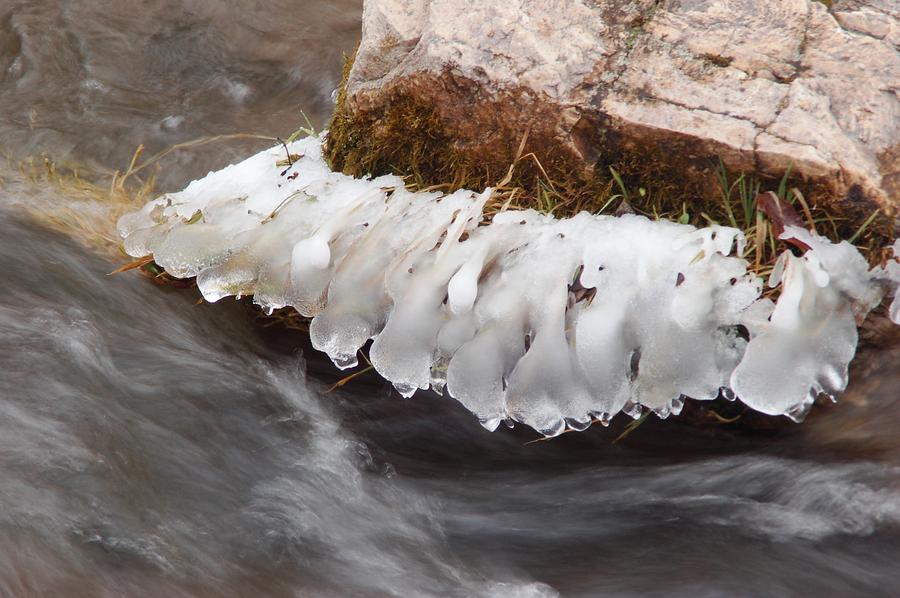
[118,136,898,436]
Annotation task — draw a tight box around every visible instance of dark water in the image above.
[1,2,900,596]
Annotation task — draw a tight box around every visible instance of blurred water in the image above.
[1,1,899,596]
[0,0,360,186]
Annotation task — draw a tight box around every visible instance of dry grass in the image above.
[420,145,891,282]
[14,102,892,412]
[18,118,889,303]
[14,133,277,284]
[324,48,894,271]
[7,115,891,447]
[14,150,155,257]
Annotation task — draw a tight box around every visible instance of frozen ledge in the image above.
[117,136,900,436]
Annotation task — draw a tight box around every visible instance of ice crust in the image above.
[118,136,899,436]
[886,240,900,325]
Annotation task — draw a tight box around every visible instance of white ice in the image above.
[883,240,900,325]
[117,136,899,436]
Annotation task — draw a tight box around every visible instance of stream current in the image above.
[1,2,899,596]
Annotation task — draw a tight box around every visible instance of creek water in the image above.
[1,2,899,596]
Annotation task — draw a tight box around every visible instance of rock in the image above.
[326,0,899,219]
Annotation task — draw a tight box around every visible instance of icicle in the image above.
[730,227,885,418]
[882,240,900,325]
[117,135,899,436]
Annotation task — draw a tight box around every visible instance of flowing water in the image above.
[1,2,899,596]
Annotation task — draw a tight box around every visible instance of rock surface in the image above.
[328,0,899,216]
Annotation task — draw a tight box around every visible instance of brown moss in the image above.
[326,60,608,213]
[325,53,895,257]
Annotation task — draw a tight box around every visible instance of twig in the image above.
[706,409,745,424]
[108,255,154,275]
[326,365,374,393]
[277,137,295,176]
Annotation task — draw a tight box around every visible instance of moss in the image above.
[700,53,734,68]
[326,55,605,210]
[324,51,895,263]
[323,47,357,171]
[326,74,478,191]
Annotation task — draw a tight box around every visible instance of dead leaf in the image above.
[756,191,810,251]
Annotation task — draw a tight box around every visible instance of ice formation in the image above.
[118,136,899,436]
[887,240,900,325]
